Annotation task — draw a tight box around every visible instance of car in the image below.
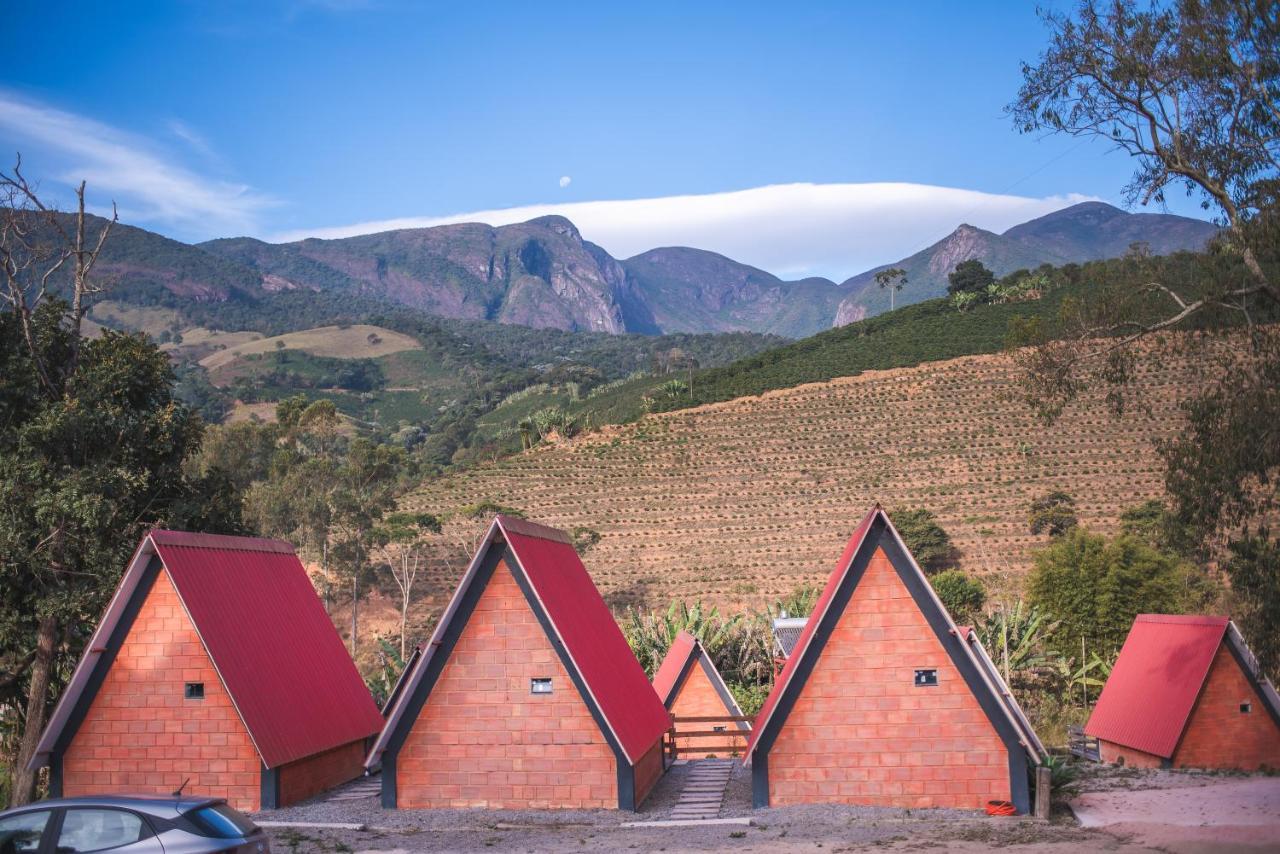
[0,795,270,853]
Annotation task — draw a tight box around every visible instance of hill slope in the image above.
[402,332,1230,612]
[621,247,846,337]
[835,203,1218,322]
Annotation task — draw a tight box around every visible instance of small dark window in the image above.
[184,682,204,700]
[914,669,939,687]
[530,678,553,695]
[1241,702,1252,714]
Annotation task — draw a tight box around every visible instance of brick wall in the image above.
[277,739,367,807]
[397,560,619,809]
[631,738,665,806]
[1174,643,1280,771]
[1099,740,1164,768]
[62,570,262,811]
[670,660,743,757]
[767,547,1010,809]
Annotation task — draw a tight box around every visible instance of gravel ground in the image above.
[252,761,1273,852]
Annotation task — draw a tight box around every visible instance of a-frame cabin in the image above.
[31,531,384,811]
[652,631,749,757]
[745,506,1044,812]
[368,515,671,810]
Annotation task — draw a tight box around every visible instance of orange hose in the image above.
[985,799,1017,816]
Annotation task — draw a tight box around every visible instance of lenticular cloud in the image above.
[272,182,1096,281]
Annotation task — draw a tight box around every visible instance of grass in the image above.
[199,324,421,371]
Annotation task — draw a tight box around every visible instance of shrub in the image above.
[1028,490,1078,537]
[930,569,985,623]
[889,507,955,573]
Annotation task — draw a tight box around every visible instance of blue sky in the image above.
[1,1,1209,279]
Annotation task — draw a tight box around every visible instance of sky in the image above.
[0,1,1210,281]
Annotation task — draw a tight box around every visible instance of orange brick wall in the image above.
[397,560,619,809]
[632,738,665,806]
[62,569,262,811]
[767,547,1011,808]
[1174,643,1280,771]
[671,660,745,757]
[278,739,367,807]
[1099,740,1164,768]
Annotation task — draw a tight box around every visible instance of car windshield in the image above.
[183,803,259,839]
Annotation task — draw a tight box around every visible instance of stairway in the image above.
[668,759,734,821]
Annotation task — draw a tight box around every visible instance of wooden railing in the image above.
[1067,725,1100,761]
[665,714,754,764]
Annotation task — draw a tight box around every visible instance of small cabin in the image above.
[31,530,384,810]
[1086,615,1280,770]
[745,506,1044,812]
[368,515,671,810]
[652,631,749,757]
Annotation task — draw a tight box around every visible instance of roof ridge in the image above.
[150,529,296,554]
[1135,614,1229,625]
[495,515,572,545]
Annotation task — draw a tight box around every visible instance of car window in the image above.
[0,809,51,853]
[183,803,257,839]
[55,809,145,853]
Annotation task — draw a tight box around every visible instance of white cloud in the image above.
[559,175,572,188]
[0,92,276,240]
[271,182,1098,281]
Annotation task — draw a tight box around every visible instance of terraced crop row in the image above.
[405,334,1230,612]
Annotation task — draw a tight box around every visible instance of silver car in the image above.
[0,795,270,853]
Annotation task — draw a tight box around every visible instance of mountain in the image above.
[202,216,634,333]
[833,202,1219,324]
[51,201,1217,338]
[620,247,846,338]
[833,224,1049,325]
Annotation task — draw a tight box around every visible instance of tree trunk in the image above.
[10,615,58,807]
[351,576,359,660]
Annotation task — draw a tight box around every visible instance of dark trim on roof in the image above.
[751,516,1032,813]
[380,645,422,717]
[696,655,749,731]
[1221,632,1280,732]
[662,651,701,711]
[47,555,164,796]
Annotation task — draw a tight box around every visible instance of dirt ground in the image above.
[254,762,1280,853]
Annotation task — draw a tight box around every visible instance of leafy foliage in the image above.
[947,259,996,296]
[1027,527,1201,659]
[889,508,955,573]
[1027,491,1079,537]
[929,570,986,624]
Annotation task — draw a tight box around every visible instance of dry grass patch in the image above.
[199,324,421,371]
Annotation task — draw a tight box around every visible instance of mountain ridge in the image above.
[833,202,1219,323]
[50,201,1216,338]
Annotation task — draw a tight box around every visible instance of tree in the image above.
[875,267,908,311]
[0,164,241,806]
[930,570,986,624]
[374,511,442,658]
[1028,491,1079,537]
[328,439,407,661]
[1010,0,1280,671]
[1027,527,1190,659]
[888,507,955,573]
[946,259,995,296]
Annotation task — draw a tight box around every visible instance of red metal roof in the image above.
[150,530,384,768]
[747,507,877,755]
[1085,614,1229,758]
[503,521,672,763]
[652,631,698,704]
